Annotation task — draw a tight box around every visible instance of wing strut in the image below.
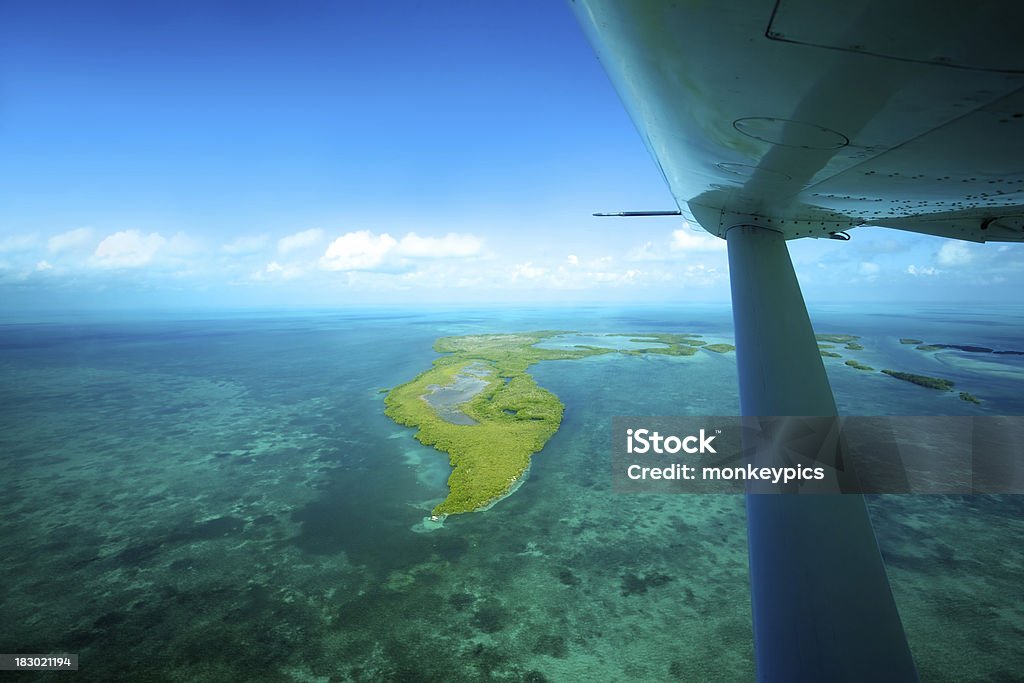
[727,223,919,682]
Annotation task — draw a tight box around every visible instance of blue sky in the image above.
[1,0,1021,312]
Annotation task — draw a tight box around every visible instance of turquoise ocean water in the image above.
[1,305,1022,681]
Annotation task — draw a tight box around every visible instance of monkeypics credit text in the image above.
[623,426,825,485]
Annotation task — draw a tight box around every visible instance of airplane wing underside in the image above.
[571,0,1024,242]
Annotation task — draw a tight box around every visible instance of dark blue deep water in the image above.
[1,305,1022,681]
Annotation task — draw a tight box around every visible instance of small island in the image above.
[881,369,954,391]
[385,332,598,516]
[816,334,867,358]
[703,343,735,354]
[959,392,982,404]
[913,341,1024,355]
[900,338,924,345]
[845,360,874,371]
[621,333,700,357]
[619,334,734,357]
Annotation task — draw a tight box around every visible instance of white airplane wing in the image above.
[572,0,1024,242]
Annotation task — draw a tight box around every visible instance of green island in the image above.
[916,344,944,352]
[620,333,703,357]
[845,360,875,371]
[845,342,864,351]
[816,334,859,344]
[900,338,924,345]
[385,331,731,516]
[820,350,843,358]
[703,343,735,353]
[881,369,954,391]
[959,392,982,404]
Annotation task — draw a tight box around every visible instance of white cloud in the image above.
[93,230,166,268]
[262,261,305,280]
[320,231,397,271]
[684,263,717,277]
[221,235,269,254]
[859,262,880,275]
[278,228,325,255]
[36,260,53,271]
[670,228,726,253]
[567,254,579,266]
[395,232,482,259]
[318,230,485,272]
[504,259,649,290]
[906,264,938,276]
[511,262,546,281]
[0,234,38,253]
[938,241,973,266]
[628,228,726,262]
[595,268,639,284]
[48,228,94,253]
